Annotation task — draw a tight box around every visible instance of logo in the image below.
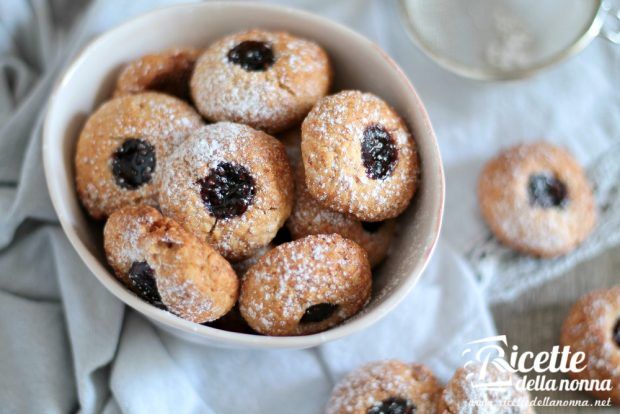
[461,335,612,394]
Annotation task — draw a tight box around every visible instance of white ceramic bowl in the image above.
[43,2,444,349]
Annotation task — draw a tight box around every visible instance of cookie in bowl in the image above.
[478,142,596,257]
[239,234,371,336]
[158,122,294,261]
[560,286,620,405]
[287,162,395,267]
[74,92,203,219]
[326,360,442,414]
[103,205,239,323]
[190,29,331,133]
[301,90,419,222]
[113,47,202,101]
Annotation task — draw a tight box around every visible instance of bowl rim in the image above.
[42,1,445,349]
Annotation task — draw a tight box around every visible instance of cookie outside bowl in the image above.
[42,2,444,349]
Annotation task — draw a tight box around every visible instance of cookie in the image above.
[103,205,238,323]
[239,234,371,336]
[113,47,201,101]
[326,360,442,414]
[560,286,620,405]
[102,204,163,291]
[75,92,203,219]
[190,29,331,133]
[158,122,294,261]
[478,142,596,257]
[301,90,419,221]
[287,163,395,266]
[438,363,534,413]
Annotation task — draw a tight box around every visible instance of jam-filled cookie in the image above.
[287,163,395,266]
[326,360,442,414]
[478,142,596,257]
[103,205,238,323]
[239,234,371,336]
[191,29,331,133]
[158,122,294,261]
[560,286,620,405]
[114,47,201,101]
[438,363,534,413]
[301,90,419,221]
[75,93,203,219]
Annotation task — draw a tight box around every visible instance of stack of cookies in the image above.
[75,29,420,336]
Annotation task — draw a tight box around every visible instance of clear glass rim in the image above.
[398,0,605,81]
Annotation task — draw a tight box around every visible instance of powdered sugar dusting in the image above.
[326,360,441,414]
[191,29,331,133]
[157,276,215,321]
[478,142,596,257]
[158,121,293,260]
[562,287,620,392]
[103,205,163,273]
[75,92,202,218]
[441,362,532,414]
[240,234,371,335]
[301,90,418,221]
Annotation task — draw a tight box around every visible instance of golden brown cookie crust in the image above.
[158,122,294,261]
[478,142,596,258]
[301,90,419,221]
[326,360,442,414]
[560,286,620,405]
[103,204,163,285]
[438,363,534,414]
[190,29,332,133]
[113,47,202,101]
[239,234,371,336]
[103,205,238,323]
[287,163,395,266]
[75,92,203,219]
[145,216,239,322]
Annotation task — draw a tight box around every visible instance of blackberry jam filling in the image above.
[197,162,256,219]
[227,40,275,72]
[300,303,339,324]
[361,124,398,180]
[112,138,156,189]
[528,173,568,208]
[367,397,416,414]
[613,319,620,347]
[361,221,384,233]
[128,261,165,309]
